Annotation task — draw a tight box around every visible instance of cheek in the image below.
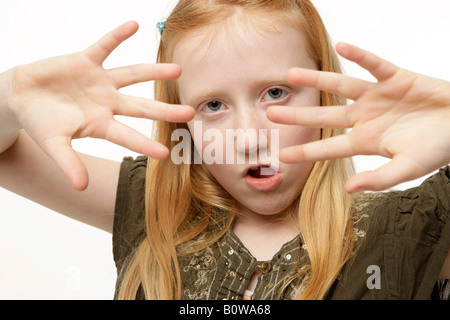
[204,163,228,182]
[187,121,226,161]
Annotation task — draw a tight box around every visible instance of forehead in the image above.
[172,20,317,102]
[176,23,312,62]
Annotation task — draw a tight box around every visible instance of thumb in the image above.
[40,136,89,191]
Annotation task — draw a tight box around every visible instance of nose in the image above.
[232,107,269,158]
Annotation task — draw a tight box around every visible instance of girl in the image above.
[0,0,449,300]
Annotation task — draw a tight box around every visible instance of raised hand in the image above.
[7,21,194,190]
[267,43,450,193]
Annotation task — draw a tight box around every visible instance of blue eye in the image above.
[263,88,288,102]
[202,100,226,113]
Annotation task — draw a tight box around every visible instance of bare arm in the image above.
[0,21,194,233]
[0,131,119,233]
[0,61,119,233]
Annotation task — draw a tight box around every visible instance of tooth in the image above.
[260,167,276,176]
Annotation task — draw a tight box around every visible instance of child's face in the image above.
[173,24,321,217]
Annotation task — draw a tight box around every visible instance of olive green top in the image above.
[113,157,450,300]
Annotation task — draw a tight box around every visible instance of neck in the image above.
[232,204,299,261]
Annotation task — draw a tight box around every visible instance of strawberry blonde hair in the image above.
[117,0,355,300]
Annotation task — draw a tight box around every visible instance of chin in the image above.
[237,196,298,217]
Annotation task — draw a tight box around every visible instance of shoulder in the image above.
[355,166,449,237]
[115,155,148,205]
[332,166,450,299]
[113,156,148,270]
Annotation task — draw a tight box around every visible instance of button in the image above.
[285,254,292,261]
[228,249,234,255]
[257,261,272,274]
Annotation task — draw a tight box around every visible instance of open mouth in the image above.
[245,165,281,191]
[247,166,277,178]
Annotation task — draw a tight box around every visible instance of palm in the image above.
[267,43,450,193]
[8,21,194,190]
[16,54,116,143]
[350,69,449,165]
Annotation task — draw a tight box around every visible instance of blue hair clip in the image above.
[157,21,166,36]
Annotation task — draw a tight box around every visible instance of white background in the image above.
[0,0,449,299]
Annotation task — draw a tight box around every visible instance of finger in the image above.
[345,155,421,193]
[40,136,89,191]
[117,93,195,122]
[287,68,371,101]
[103,120,170,159]
[267,105,353,129]
[336,43,398,82]
[85,21,139,65]
[279,134,356,163]
[108,63,182,89]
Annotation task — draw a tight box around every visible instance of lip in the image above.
[243,165,282,191]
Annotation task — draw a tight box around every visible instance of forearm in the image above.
[0,68,21,155]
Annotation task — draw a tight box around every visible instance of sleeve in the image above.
[112,156,148,274]
[386,166,450,299]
